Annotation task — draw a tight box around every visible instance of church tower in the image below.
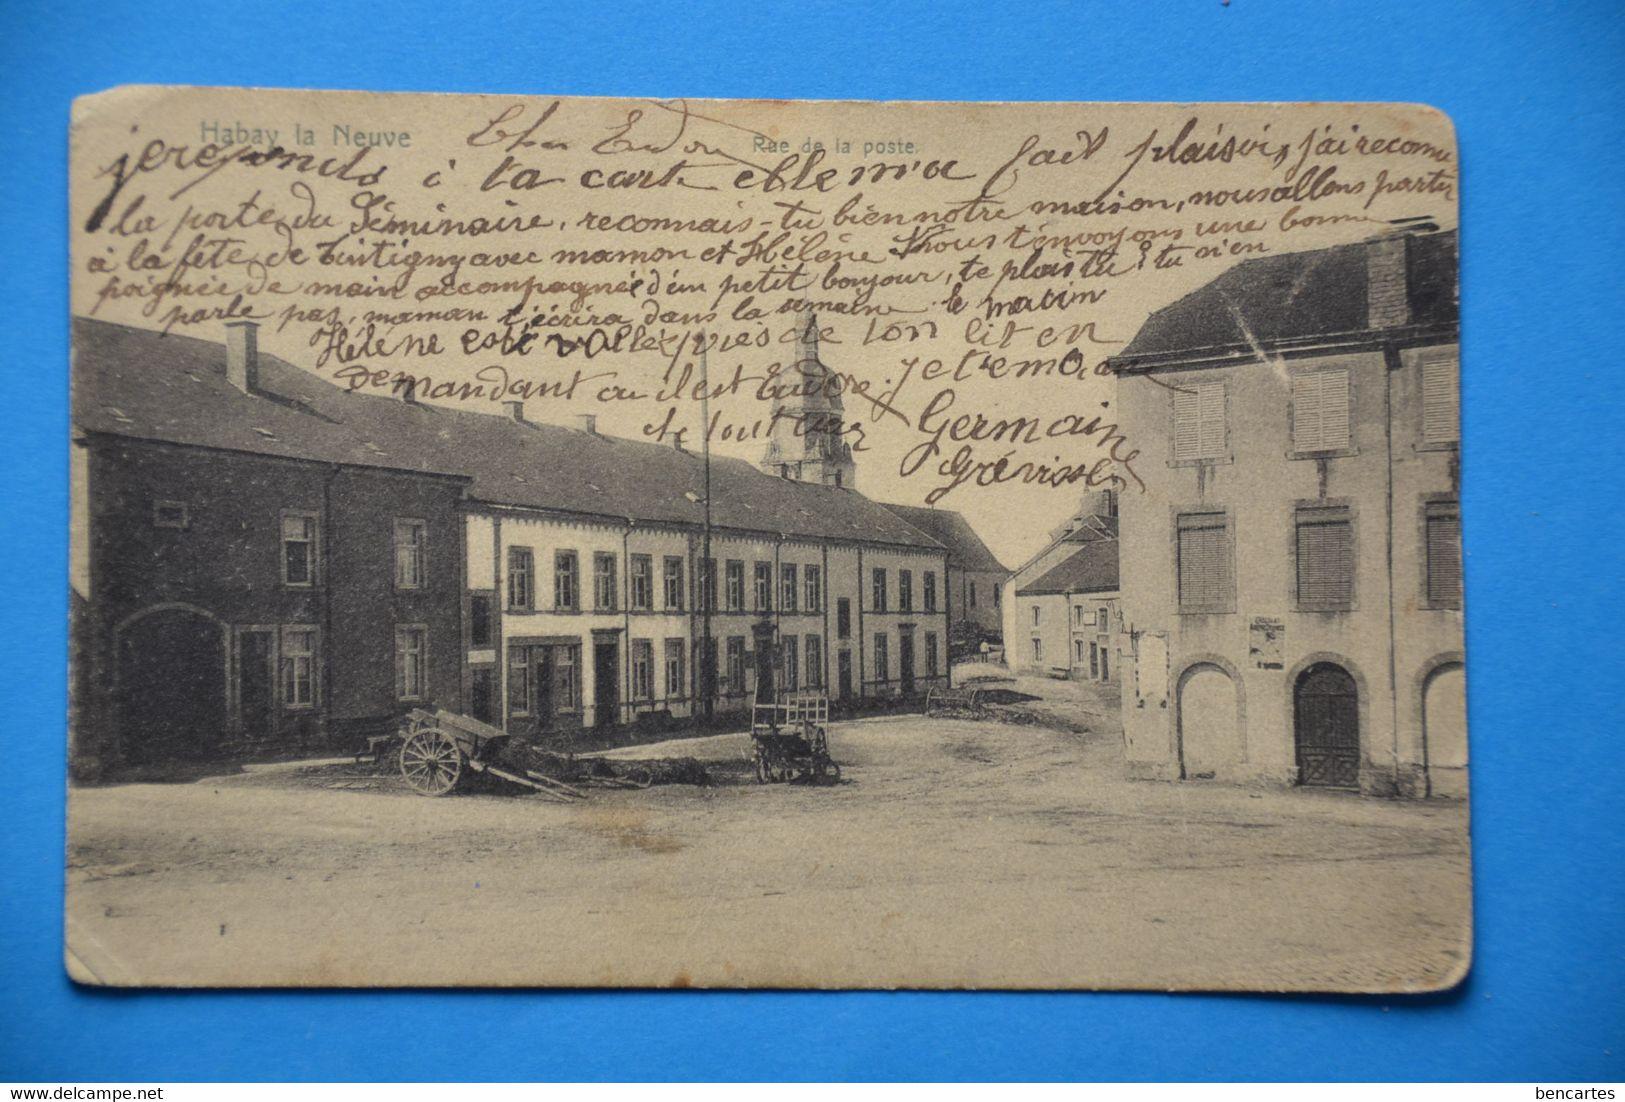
[759,309,857,490]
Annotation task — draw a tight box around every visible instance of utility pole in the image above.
[699,334,714,721]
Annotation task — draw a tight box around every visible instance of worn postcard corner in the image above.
[66,88,1468,992]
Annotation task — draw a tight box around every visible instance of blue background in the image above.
[2,0,1621,1082]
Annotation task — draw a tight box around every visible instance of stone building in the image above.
[876,502,1010,648]
[71,318,951,772]
[1106,227,1466,797]
[1003,491,1120,682]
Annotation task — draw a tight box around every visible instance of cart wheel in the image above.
[399,728,464,796]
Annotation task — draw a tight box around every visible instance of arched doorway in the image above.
[1423,661,1467,794]
[1177,663,1241,779]
[1294,662,1359,788]
[115,607,226,763]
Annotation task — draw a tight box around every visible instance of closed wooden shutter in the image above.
[1296,509,1354,607]
[1421,353,1459,444]
[1173,381,1226,461]
[1426,502,1463,607]
[1177,512,1231,610]
[1292,369,1351,452]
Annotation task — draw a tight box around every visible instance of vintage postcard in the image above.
[66,87,1468,990]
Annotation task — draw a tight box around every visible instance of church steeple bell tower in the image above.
[758,308,856,490]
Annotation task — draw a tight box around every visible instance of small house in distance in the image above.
[876,502,1011,656]
[1002,490,1120,682]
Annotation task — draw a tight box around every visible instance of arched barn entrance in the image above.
[115,607,227,763]
[1177,663,1241,780]
[1294,662,1360,788]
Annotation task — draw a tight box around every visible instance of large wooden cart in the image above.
[749,692,840,784]
[392,709,587,800]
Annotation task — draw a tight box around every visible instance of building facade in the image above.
[72,318,950,772]
[1003,492,1120,682]
[876,502,1010,648]
[1107,228,1466,798]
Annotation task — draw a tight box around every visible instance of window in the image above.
[699,558,717,611]
[631,640,654,700]
[507,648,530,715]
[1177,511,1232,613]
[1098,606,1109,629]
[1089,642,1100,678]
[781,564,798,612]
[725,560,745,611]
[556,646,578,709]
[923,571,937,612]
[727,636,747,694]
[806,635,822,688]
[663,556,685,610]
[805,566,822,612]
[1031,637,1042,662]
[1032,606,1040,626]
[754,562,773,611]
[993,585,1001,609]
[395,625,427,700]
[469,594,493,647]
[1420,352,1460,446]
[393,519,426,589]
[629,555,653,611]
[281,513,317,586]
[1172,379,1227,462]
[969,581,977,609]
[872,568,888,612]
[593,552,617,610]
[1295,506,1355,610]
[899,570,913,613]
[925,633,938,676]
[874,633,889,682]
[1291,368,1352,453]
[554,551,579,611]
[664,640,685,699]
[782,635,798,692]
[508,548,534,610]
[1076,638,1087,663]
[153,500,189,529]
[1425,500,1463,609]
[836,598,851,640]
[1075,606,1087,626]
[281,627,316,707]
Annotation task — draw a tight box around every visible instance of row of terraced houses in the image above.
[69,314,1015,774]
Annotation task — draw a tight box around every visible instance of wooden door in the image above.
[1295,663,1360,787]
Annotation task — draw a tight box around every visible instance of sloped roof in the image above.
[71,318,945,551]
[1015,538,1119,597]
[1112,229,1458,365]
[876,502,1008,574]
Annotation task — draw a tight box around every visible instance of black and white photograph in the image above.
[65,89,1468,990]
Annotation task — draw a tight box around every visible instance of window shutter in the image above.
[1173,386,1201,460]
[1197,382,1226,457]
[1426,504,1462,607]
[1292,369,1350,452]
[1421,354,1459,444]
[1177,513,1230,610]
[1296,512,1354,606]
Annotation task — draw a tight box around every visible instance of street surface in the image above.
[67,677,1471,990]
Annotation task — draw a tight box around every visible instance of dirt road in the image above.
[67,710,1470,991]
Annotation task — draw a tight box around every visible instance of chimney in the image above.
[399,377,419,404]
[224,321,259,394]
[502,400,525,423]
[1366,233,1411,329]
[574,413,598,435]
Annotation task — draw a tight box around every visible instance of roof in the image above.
[71,318,947,552]
[1111,229,1458,366]
[876,502,1008,574]
[1015,537,1119,597]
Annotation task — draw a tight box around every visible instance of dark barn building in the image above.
[71,319,467,773]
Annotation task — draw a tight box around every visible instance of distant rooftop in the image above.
[876,502,1009,574]
[71,318,946,552]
